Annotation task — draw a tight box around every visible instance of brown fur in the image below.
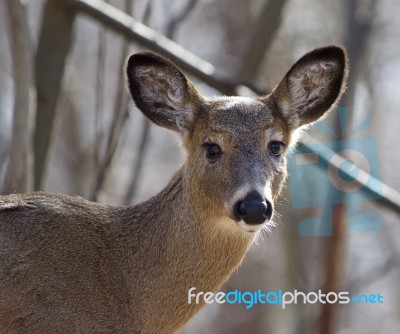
[0,46,348,333]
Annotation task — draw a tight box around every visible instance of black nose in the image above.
[234,191,272,225]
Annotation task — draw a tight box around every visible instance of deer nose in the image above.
[234,191,272,225]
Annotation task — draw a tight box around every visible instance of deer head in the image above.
[126,46,348,235]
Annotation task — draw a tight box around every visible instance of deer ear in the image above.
[126,52,202,134]
[272,46,349,128]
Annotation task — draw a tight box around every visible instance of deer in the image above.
[0,45,348,333]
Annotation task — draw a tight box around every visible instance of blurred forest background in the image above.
[1,0,400,333]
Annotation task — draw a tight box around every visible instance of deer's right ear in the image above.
[126,52,202,134]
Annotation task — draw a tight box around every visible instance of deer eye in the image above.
[268,141,284,156]
[203,142,222,162]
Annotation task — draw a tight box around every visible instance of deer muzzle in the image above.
[233,190,273,225]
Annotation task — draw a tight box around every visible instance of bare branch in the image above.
[90,11,108,201]
[342,0,378,133]
[34,0,76,190]
[91,0,134,200]
[164,0,199,39]
[2,0,34,194]
[123,0,154,205]
[94,22,107,173]
[55,0,237,95]
[236,0,288,85]
[123,117,151,205]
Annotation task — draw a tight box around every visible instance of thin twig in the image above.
[90,0,135,200]
[34,0,76,190]
[90,2,108,201]
[123,0,154,205]
[123,118,151,204]
[165,0,199,39]
[236,0,288,85]
[94,19,107,177]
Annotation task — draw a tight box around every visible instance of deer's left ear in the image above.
[126,52,203,134]
[271,46,349,128]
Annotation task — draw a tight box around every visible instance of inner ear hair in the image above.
[126,52,202,134]
[273,45,349,128]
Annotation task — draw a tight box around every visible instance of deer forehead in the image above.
[200,96,284,143]
[218,96,261,110]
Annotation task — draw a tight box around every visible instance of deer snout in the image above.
[233,190,273,225]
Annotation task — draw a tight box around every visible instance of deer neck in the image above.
[125,167,255,280]
[121,167,255,330]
